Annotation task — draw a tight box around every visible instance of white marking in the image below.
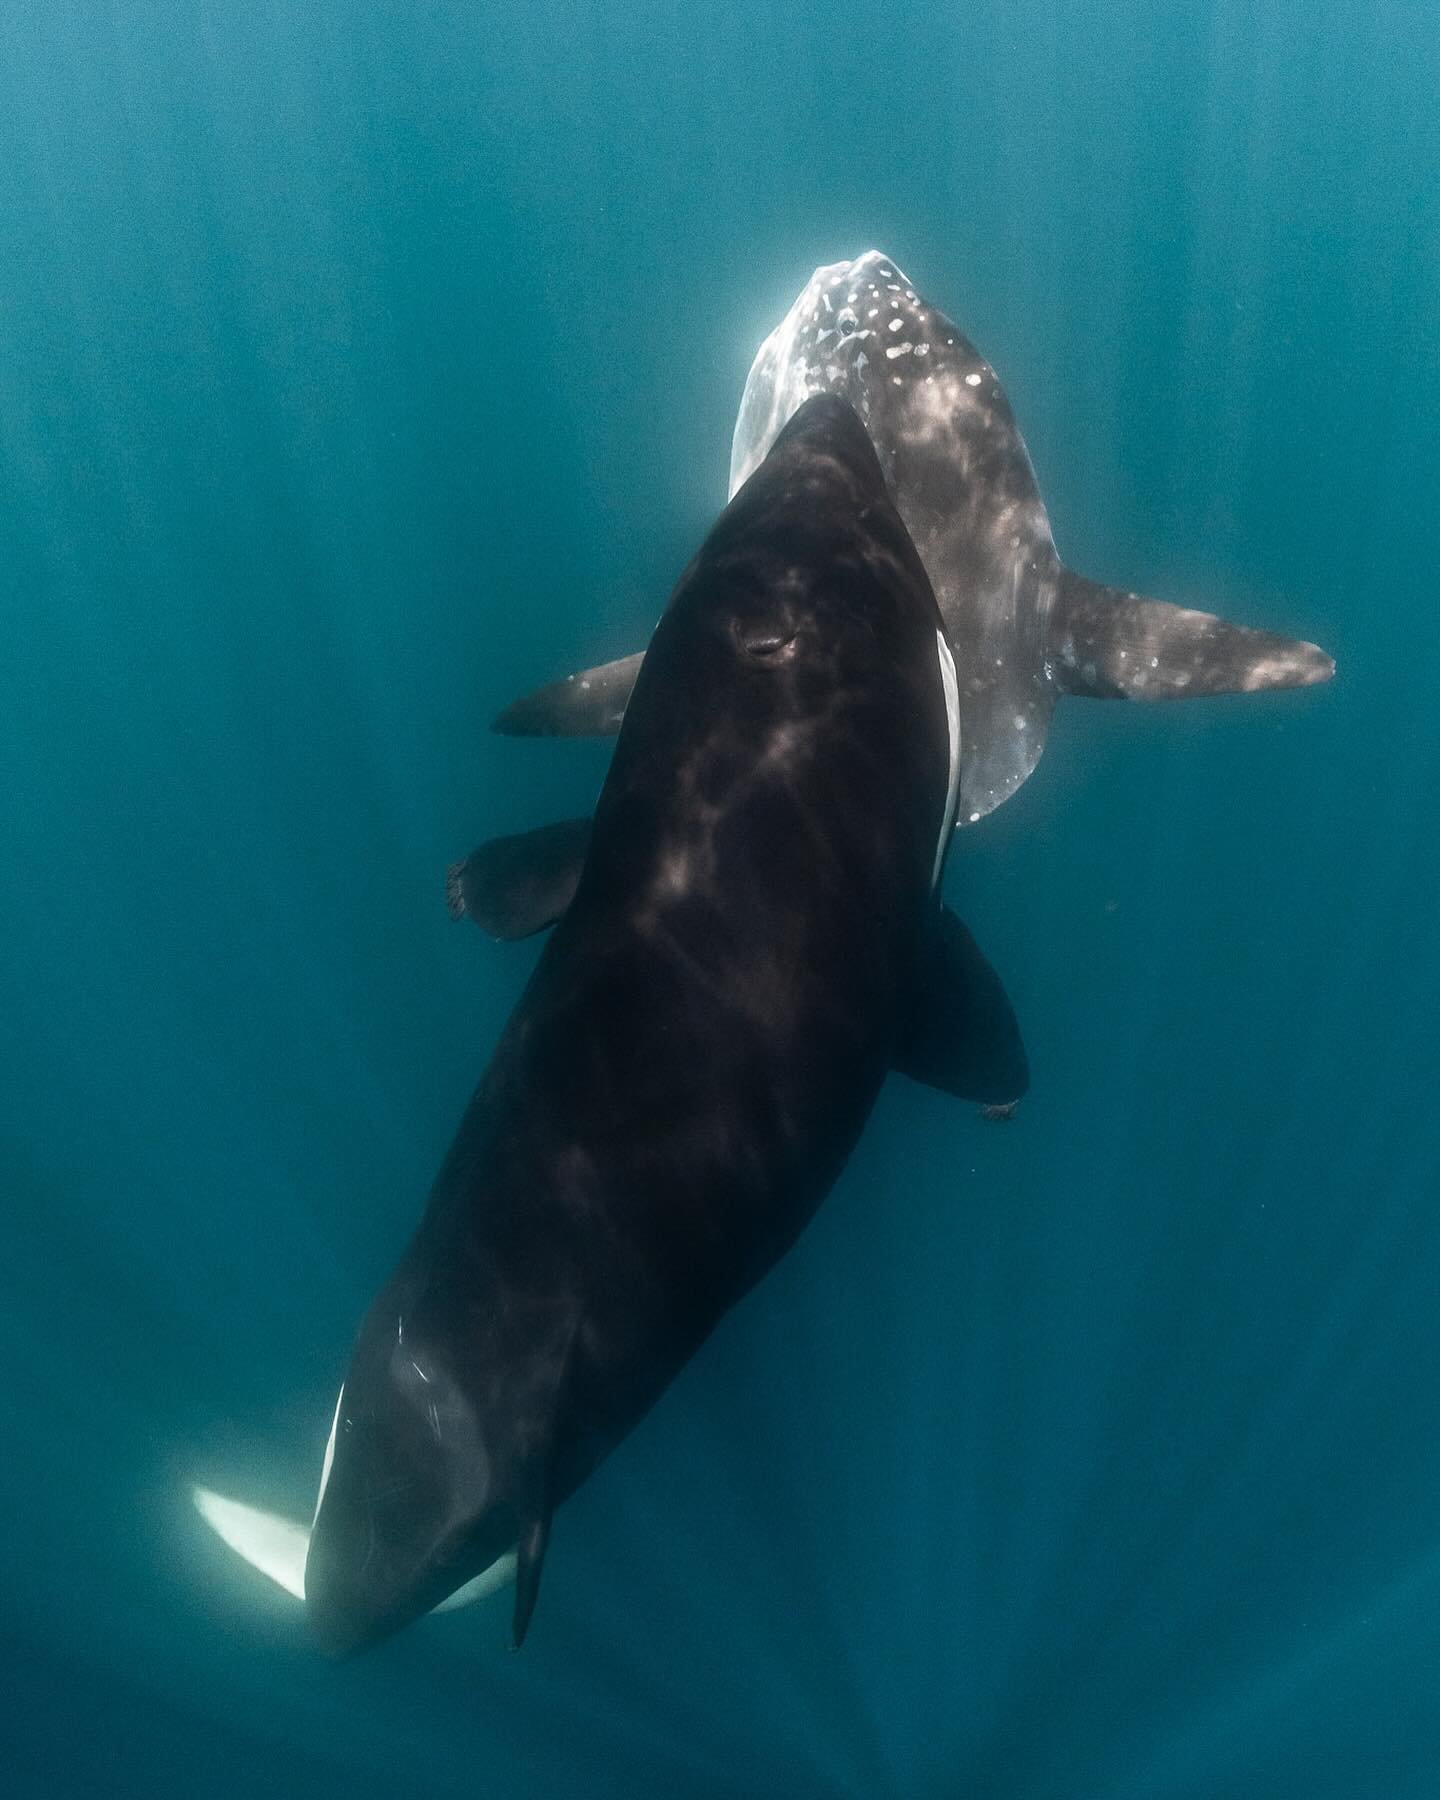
[194,1488,310,1601]
[965,372,982,387]
[888,317,904,331]
[885,343,913,359]
[313,1385,344,1524]
[933,629,962,888]
[192,1483,519,1613]
[892,376,903,386]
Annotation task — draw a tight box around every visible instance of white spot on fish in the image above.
[886,343,913,359]
[888,317,904,332]
[892,376,903,385]
[965,371,982,387]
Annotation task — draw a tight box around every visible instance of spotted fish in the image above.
[495,251,1333,824]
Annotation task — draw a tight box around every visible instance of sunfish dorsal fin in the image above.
[492,651,643,737]
[1050,569,1334,700]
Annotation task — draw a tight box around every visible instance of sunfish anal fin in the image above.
[1051,569,1335,700]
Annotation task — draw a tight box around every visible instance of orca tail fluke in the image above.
[192,1485,310,1601]
[1050,568,1335,701]
[191,1482,517,1619]
[492,651,644,737]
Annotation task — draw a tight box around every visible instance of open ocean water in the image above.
[2,3,1437,1795]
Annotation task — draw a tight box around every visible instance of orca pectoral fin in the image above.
[1051,568,1335,700]
[896,907,1029,1108]
[492,651,645,736]
[446,817,593,939]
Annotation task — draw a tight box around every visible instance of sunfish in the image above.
[494,250,1333,824]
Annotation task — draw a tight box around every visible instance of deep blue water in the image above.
[3,4,1438,1795]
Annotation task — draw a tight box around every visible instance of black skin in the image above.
[304,395,956,1655]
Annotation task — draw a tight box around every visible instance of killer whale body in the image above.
[495,251,1334,824]
[298,395,1026,1655]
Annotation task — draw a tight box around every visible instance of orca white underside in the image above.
[191,1482,517,1616]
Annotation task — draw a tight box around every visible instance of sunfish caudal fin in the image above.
[895,907,1029,1109]
[1050,568,1335,700]
[190,1485,516,1614]
[492,651,644,737]
[447,817,594,939]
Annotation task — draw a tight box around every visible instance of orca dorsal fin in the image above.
[509,1316,582,1650]
[895,907,1028,1107]
[492,651,644,737]
[511,1500,555,1651]
[1049,567,1334,700]
[446,818,593,939]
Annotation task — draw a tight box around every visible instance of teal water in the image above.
[2,4,1437,1795]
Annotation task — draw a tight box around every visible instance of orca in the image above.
[276,395,1024,1655]
[494,251,1334,824]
